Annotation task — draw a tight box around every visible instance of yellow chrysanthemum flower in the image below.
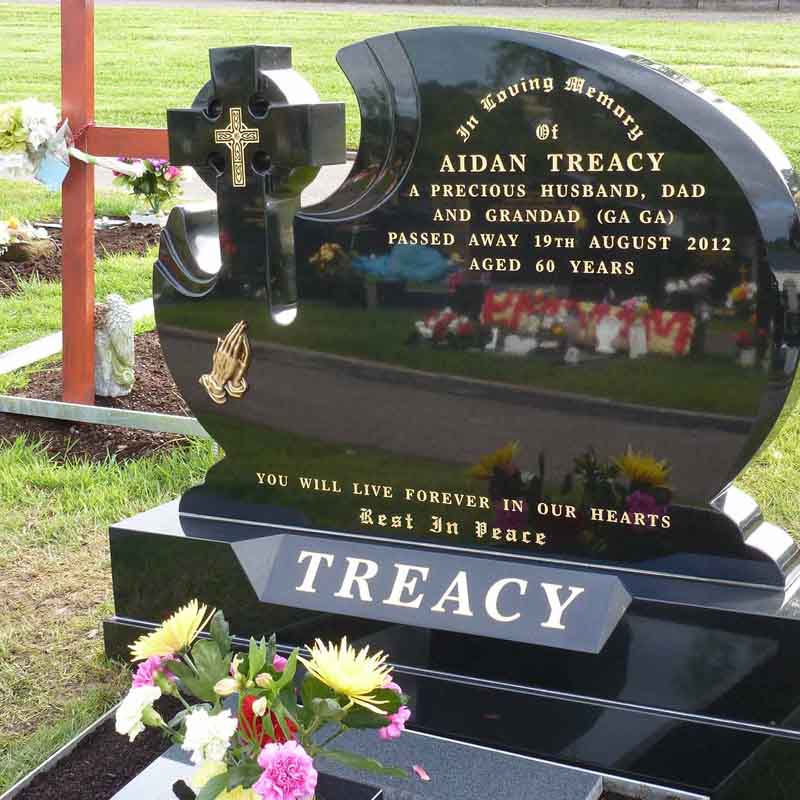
[468,441,519,480]
[299,637,393,714]
[614,447,670,488]
[129,599,214,662]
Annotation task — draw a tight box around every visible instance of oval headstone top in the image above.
[155,29,800,588]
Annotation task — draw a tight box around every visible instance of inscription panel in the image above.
[156,29,800,584]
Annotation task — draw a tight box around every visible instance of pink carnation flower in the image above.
[254,740,317,800]
[132,655,173,689]
[273,654,288,672]
[378,679,411,740]
[379,706,411,740]
[164,165,181,181]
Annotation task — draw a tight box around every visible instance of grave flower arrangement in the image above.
[116,600,410,800]
[113,158,183,218]
[0,217,50,259]
[0,99,143,185]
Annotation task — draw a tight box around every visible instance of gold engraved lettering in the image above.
[440,154,527,174]
[547,152,664,173]
[387,232,455,246]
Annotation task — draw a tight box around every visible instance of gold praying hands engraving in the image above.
[200,320,252,404]
[214,107,260,188]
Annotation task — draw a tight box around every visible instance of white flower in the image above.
[115,685,162,742]
[21,99,58,151]
[182,708,238,765]
[0,222,9,247]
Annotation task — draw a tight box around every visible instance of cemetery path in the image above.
[6,0,797,23]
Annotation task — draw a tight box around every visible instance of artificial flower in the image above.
[132,654,174,689]
[253,741,317,800]
[468,441,520,480]
[614,447,670,488]
[114,685,162,742]
[240,694,298,746]
[129,599,214,661]
[182,708,238,765]
[299,637,393,714]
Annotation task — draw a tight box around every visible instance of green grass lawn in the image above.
[0,177,137,222]
[0,5,798,164]
[0,247,154,353]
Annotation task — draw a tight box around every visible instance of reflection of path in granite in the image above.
[165,329,750,506]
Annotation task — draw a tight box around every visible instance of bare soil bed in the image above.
[0,223,160,297]
[0,331,191,462]
[12,698,180,800]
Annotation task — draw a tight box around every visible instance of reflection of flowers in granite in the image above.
[625,490,668,519]
[469,442,546,530]
[613,446,670,489]
[726,281,756,316]
[308,242,359,288]
[493,499,529,529]
[468,441,519,481]
[413,307,484,349]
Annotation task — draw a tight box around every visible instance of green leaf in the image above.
[210,611,232,658]
[226,763,262,790]
[165,659,216,704]
[344,688,404,729]
[301,674,334,710]
[319,749,408,778]
[280,686,300,722]
[273,705,292,740]
[191,639,233,698]
[273,649,298,692]
[265,634,277,667]
[311,697,345,722]
[248,637,267,682]
[342,706,389,730]
[196,773,229,800]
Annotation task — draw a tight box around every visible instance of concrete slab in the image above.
[111,728,604,800]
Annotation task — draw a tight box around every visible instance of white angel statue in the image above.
[94,294,135,397]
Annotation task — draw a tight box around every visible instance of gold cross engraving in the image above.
[200,321,251,404]
[214,108,260,188]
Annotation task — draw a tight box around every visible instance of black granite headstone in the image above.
[106,31,800,800]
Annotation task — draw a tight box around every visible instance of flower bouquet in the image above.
[0,99,143,187]
[0,216,52,261]
[116,600,411,800]
[113,158,183,224]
